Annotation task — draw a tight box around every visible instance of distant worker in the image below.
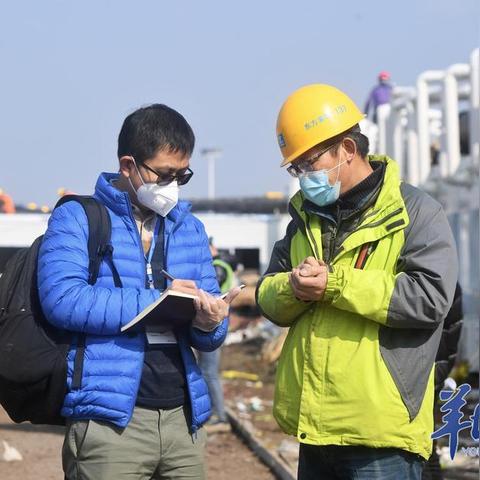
[0,188,15,214]
[197,238,235,432]
[257,84,458,480]
[210,237,235,294]
[364,71,393,123]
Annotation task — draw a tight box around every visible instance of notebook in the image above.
[121,288,198,332]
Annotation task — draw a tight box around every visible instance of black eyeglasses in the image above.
[140,163,194,186]
[286,142,339,178]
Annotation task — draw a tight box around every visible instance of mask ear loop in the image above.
[130,156,147,186]
[326,157,347,187]
[127,156,146,195]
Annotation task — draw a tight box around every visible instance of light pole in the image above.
[201,148,222,200]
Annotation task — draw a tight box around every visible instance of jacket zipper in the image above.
[328,205,342,263]
[125,198,149,283]
[160,208,202,433]
[163,210,188,275]
[329,226,337,264]
[305,214,321,260]
[127,203,202,432]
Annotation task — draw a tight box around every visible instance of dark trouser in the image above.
[298,444,424,480]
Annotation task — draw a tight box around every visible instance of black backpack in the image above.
[0,195,121,425]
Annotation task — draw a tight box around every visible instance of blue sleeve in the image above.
[187,219,228,351]
[37,202,159,335]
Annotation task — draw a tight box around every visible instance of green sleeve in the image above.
[256,272,311,327]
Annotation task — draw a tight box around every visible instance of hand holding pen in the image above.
[160,268,244,331]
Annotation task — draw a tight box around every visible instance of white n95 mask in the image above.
[135,180,178,217]
[129,160,179,217]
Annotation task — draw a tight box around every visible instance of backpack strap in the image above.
[54,195,122,287]
[53,195,123,390]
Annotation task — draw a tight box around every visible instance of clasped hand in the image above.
[171,280,241,332]
[289,256,328,302]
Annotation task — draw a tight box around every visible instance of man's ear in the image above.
[342,138,357,163]
[119,156,134,178]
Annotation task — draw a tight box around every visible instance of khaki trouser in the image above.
[63,405,207,480]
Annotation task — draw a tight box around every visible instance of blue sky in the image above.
[0,0,478,207]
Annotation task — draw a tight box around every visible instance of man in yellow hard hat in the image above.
[256,84,458,479]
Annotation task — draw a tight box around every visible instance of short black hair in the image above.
[117,104,195,163]
[331,124,369,159]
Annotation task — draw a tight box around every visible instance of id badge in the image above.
[145,326,177,345]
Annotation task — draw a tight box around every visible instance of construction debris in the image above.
[222,370,260,381]
[2,441,22,462]
[277,440,299,469]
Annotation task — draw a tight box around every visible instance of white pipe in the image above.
[385,104,402,160]
[391,95,415,110]
[442,74,459,177]
[443,63,470,176]
[384,105,396,158]
[416,71,445,184]
[392,86,416,102]
[360,118,378,155]
[376,104,391,154]
[446,63,470,79]
[393,109,407,177]
[470,48,480,168]
[459,212,471,292]
[406,101,419,185]
[387,88,416,176]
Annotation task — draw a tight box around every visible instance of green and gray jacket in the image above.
[256,155,458,459]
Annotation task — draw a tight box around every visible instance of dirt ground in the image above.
[220,333,480,479]
[6,318,475,479]
[0,317,280,480]
[0,407,274,480]
[221,337,298,472]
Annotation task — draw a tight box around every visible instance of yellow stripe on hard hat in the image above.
[276,84,364,166]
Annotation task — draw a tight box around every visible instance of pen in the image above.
[220,284,246,299]
[160,269,245,298]
[160,269,176,282]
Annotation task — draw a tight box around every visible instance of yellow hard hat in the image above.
[276,84,364,166]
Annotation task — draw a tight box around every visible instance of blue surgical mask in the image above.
[299,159,346,207]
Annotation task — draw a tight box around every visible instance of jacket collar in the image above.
[290,155,403,226]
[94,172,192,227]
[288,156,409,261]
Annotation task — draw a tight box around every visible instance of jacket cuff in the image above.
[192,324,218,333]
[324,265,342,303]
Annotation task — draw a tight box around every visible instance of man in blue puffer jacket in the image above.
[37,104,240,479]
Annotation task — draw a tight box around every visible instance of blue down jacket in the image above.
[37,172,228,431]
